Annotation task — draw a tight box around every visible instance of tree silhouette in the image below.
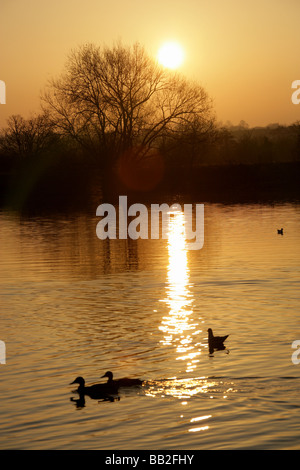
[0,113,57,159]
[42,42,215,168]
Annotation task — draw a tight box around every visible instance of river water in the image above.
[0,201,299,449]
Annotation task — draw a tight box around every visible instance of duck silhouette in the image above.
[70,376,119,399]
[277,228,284,235]
[208,328,229,355]
[101,371,143,387]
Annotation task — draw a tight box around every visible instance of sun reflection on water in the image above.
[144,376,219,399]
[159,209,202,373]
[149,208,236,413]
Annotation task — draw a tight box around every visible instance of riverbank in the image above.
[0,161,299,213]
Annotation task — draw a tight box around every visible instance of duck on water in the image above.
[70,376,119,399]
[101,371,143,388]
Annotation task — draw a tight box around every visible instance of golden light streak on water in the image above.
[159,210,202,375]
[188,426,209,433]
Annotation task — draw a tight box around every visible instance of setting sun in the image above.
[157,41,185,69]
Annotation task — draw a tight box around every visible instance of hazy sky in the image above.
[1,0,299,128]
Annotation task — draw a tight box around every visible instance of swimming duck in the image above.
[208,328,229,355]
[70,376,119,398]
[101,371,143,387]
[277,228,283,235]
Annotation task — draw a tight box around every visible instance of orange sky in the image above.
[1,0,300,128]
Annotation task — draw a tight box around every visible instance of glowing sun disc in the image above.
[158,42,184,69]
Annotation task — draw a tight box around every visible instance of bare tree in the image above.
[0,113,57,158]
[42,42,215,166]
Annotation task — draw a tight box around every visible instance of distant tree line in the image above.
[208,121,300,166]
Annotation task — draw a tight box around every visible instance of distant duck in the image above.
[208,328,229,355]
[277,228,284,235]
[70,376,119,398]
[101,371,143,388]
